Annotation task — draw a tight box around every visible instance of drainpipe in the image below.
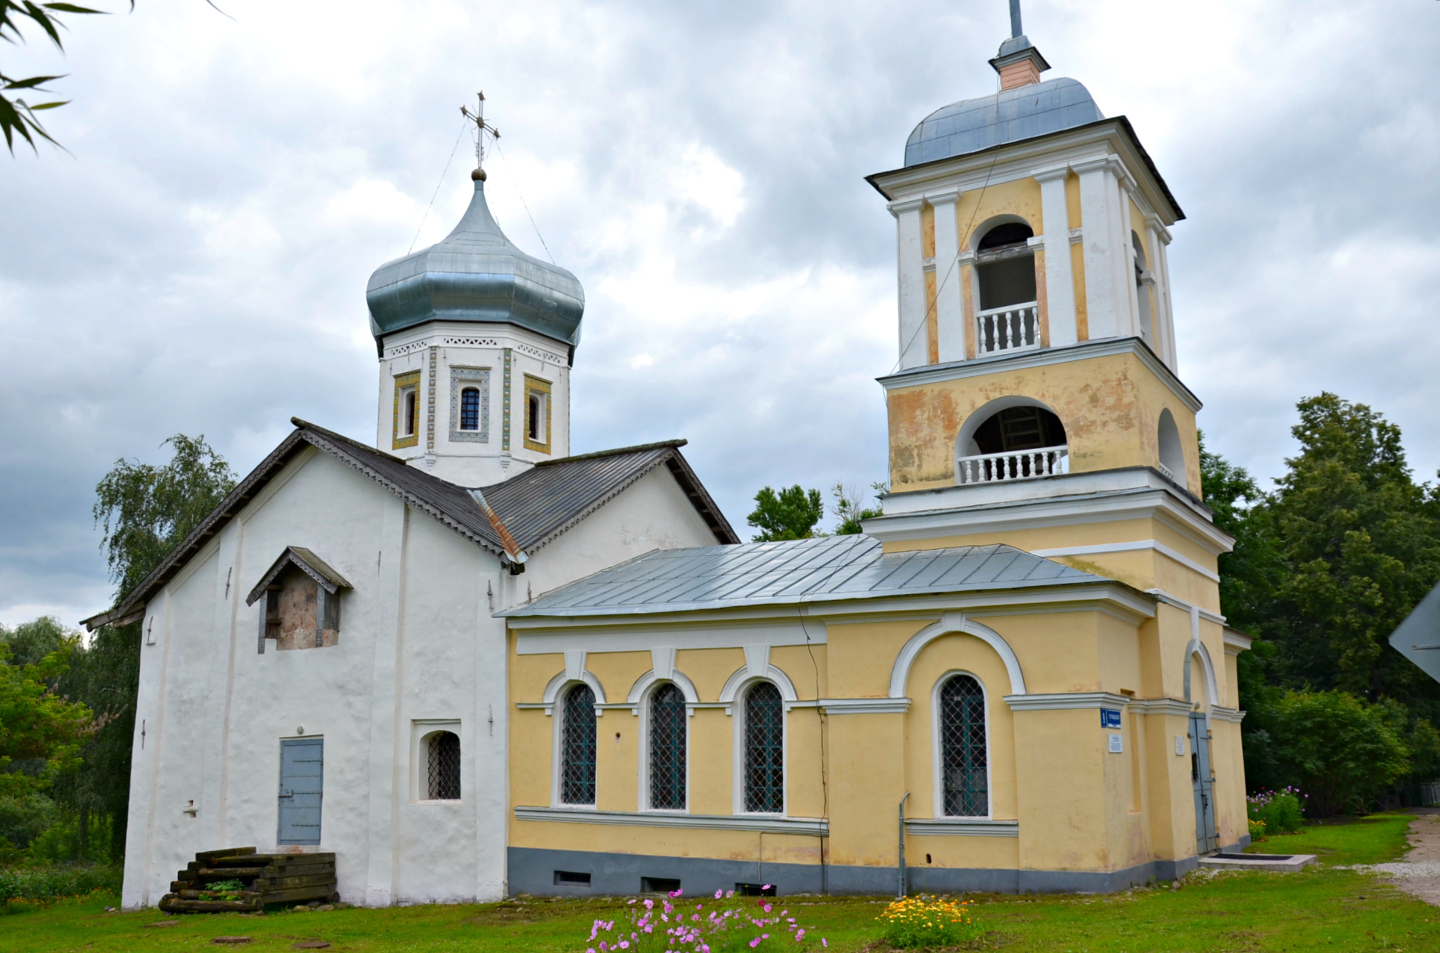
[897,792,911,899]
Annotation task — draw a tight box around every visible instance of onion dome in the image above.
[904,77,1102,167]
[366,173,584,347]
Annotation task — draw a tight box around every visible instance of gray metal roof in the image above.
[83,420,737,631]
[904,77,1103,167]
[504,534,1105,619]
[366,177,584,347]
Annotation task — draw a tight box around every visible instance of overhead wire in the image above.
[408,117,470,255]
[493,139,557,264]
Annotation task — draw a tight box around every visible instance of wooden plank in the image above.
[256,862,335,878]
[256,883,336,904]
[258,873,338,890]
[158,896,262,914]
[195,867,268,878]
[195,847,256,863]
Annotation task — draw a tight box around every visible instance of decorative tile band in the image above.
[502,348,513,451]
[425,347,438,453]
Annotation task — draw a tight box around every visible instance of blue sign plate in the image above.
[1100,708,1122,729]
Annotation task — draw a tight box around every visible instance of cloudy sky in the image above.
[4,0,1439,627]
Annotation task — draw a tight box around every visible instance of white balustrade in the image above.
[975,302,1040,354]
[956,445,1069,484]
[1156,462,1176,482]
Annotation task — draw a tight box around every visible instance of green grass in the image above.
[2,814,1436,953]
[1246,812,1415,865]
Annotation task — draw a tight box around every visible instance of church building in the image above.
[97,9,1249,908]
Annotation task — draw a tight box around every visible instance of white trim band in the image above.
[1033,540,1220,583]
[905,818,1019,837]
[514,806,829,836]
[1003,691,1131,711]
[819,698,912,715]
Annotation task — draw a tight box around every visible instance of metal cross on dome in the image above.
[460,92,501,173]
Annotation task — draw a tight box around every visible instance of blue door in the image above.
[1188,713,1217,854]
[278,737,323,845]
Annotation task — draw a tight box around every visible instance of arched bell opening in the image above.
[954,397,1069,485]
[1157,408,1185,484]
[1132,231,1156,348]
[974,221,1039,355]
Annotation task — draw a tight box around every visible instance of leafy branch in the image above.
[0,1,109,154]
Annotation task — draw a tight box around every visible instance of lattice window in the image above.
[648,683,687,810]
[427,731,461,800]
[940,675,988,817]
[743,682,784,814]
[460,387,481,431]
[561,684,597,806]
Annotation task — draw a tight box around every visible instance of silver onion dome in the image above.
[904,77,1102,168]
[366,174,584,347]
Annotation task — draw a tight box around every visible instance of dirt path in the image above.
[1359,810,1440,906]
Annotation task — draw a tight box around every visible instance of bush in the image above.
[1248,818,1267,841]
[1270,691,1409,816]
[0,864,120,911]
[877,895,983,948]
[1248,788,1305,834]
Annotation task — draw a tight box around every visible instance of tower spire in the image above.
[991,0,1049,90]
[460,92,501,182]
[1009,0,1022,38]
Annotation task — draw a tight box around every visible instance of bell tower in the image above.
[863,11,1230,607]
[365,95,584,487]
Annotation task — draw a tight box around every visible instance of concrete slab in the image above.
[1198,852,1317,873]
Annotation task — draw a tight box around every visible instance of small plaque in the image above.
[1100,708,1122,729]
[1108,733,1123,753]
[1176,735,1187,756]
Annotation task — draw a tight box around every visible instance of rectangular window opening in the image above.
[640,877,681,894]
[734,883,776,897]
[392,371,422,449]
[523,375,552,453]
[554,870,592,887]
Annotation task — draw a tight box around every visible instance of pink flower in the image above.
[762,885,771,890]
[762,904,772,913]
[618,943,629,950]
[644,899,655,910]
[822,940,827,948]
[749,940,762,949]
[715,889,724,900]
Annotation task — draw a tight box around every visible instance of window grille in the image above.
[648,683,687,810]
[427,730,461,800]
[743,682,784,813]
[460,387,481,431]
[561,684,597,805]
[940,675,988,816]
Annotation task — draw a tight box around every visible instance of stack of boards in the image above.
[159,846,338,913]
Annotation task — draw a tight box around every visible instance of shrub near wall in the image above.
[1272,691,1408,816]
[1249,788,1305,836]
[0,864,120,911]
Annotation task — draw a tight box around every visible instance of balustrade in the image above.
[975,302,1040,354]
[956,445,1068,484]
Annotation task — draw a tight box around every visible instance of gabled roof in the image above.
[83,419,737,631]
[503,534,1108,620]
[244,546,353,607]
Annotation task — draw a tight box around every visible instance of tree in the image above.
[1269,690,1410,816]
[831,483,884,535]
[747,485,824,542]
[1,1,106,154]
[77,433,236,857]
[0,640,90,801]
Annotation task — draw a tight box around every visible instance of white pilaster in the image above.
[889,199,928,369]
[1118,178,1142,339]
[364,497,408,907]
[1035,167,1077,347]
[1075,158,1129,339]
[929,190,965,363]
[1146,216,1178,371]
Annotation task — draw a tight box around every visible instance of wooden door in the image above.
[1188,712,1217,854]
[278,737,323,846]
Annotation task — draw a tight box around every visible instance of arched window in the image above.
[955,399,1068,484]
[403,389,418,437]
[939,674,988,817]
[743,682,784,814]
[974,222,1038,354]
[1132,231,1154,346]
[1157,408,1184,483]
[426,730,460,800]
[459,386,481,431]
[560,684,597,806]
[648,683,687,810]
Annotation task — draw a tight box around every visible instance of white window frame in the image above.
[931,670,993,820]
[732,678,786,817]
[638,680,691,814]
[410,719,462,805]
[551,680,600,810]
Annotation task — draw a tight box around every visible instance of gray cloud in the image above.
[3,0,1438,625]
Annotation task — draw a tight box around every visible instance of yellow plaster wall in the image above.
[1065,172,1082,230]
[1071,240,1088,339]
[886,348,1200,493]
[954,179,1045,246]
[826,620,924,698]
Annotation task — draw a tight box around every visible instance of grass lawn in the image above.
[4,814,1437,953]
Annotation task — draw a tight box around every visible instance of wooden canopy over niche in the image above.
[245,547,352,654]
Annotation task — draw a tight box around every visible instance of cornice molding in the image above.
[1209,706,1246,724]
[1127,697,1196,717]
[819,698,912,715]
[1003,691,1131,711]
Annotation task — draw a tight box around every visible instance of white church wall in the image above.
[522,466,723,601]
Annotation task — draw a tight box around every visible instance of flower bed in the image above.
[1248,787,1306,837]
[877,895,982,948]
[584,888,826,952]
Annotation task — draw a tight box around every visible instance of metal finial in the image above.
[460,91,501,178]
[1009,0,1022,38]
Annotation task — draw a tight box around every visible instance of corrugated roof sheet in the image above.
[84,419,737,631]
[504,534,1105,618]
